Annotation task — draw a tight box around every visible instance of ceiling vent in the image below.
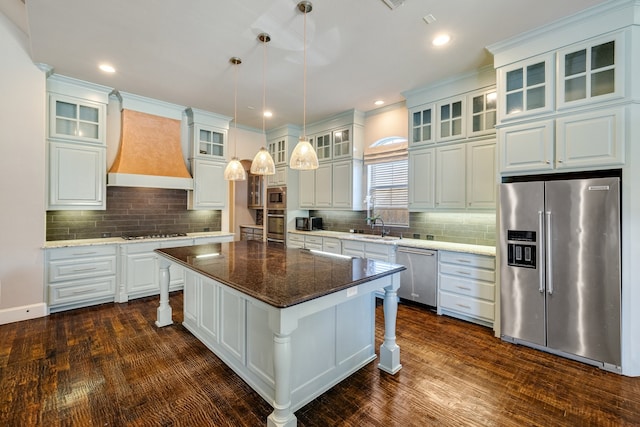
[381,0,405,10]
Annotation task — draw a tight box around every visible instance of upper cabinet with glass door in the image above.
[332,127,352,159]
[185,108,230,160]
[498,54,553,121]
[267,137,287,165]
[409,104,435,147]
[49,94,106,145]
[557,32,625,110]
[312,131,332,162]
[437,97,465,142]
[468,88,497,137]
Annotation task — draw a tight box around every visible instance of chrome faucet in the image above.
[367,215,389,237]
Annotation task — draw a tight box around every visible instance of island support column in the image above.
[155,257,173,327]
[379,272,402,374]
[267,310,299,427]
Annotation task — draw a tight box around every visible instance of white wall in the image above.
[0,12,47,323]
[364,102,408,146]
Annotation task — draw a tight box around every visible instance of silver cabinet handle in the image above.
[456,270,471,275]
[456,259,471,263]
[72,251,98,256]
[456,303,471,309]
[546,211,553,295]
[456,286,472,291]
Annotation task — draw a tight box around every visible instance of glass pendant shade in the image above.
[223,157,246,181]
[289,136,319,170]
[250,147,276,175]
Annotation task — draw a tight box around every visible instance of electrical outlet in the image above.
[413,233,420,239]
[203,227,210,232]
[426,234,434,240]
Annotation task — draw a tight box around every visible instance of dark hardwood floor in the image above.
[1,293,639,426]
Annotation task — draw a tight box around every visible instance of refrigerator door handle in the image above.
[538,210,545,293]
[546,211,553,295]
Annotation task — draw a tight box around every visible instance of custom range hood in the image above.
[108,91,193,190]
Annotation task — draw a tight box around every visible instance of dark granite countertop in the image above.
[155,240,406,308]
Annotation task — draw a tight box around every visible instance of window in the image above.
[365,137,409,226]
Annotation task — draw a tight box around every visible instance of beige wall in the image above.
[363,102,408,147]
[0,12,47,321]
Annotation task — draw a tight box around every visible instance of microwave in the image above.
[296,217,323,231]
[266,187,286,209]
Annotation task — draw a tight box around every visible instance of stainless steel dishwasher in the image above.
[396,246,437,308]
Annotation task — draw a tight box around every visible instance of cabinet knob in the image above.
[545,160,550,164]
[558,159,563,163]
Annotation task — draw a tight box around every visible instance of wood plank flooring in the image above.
[1,293,639,426]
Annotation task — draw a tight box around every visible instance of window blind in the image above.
[369,160,408,208]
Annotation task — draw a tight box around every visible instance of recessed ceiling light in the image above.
[99,64,116,73]
[374,100,385,106]
[432,34,451,47]
[264,111,273,118]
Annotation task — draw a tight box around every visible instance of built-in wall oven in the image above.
[266,187,286,243]
[266,211,286,243]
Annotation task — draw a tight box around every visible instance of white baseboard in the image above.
[0,303,47,325]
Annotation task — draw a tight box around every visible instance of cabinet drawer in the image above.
[439,274,495,301]
[47,245,116,261]
[48,256,117,282]
[440,291,495,321]
[439,251,495,269]
[439,263,495,282]
[342,240,365,252]
[305,235,323,245]
[322,238,341,254]
[288,234,305,243]
[49,276,116,305]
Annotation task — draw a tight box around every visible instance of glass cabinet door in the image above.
[499,54,553,120]
[333,128,351,158]
[437,98,465,141]
[469,89,497,135]
[49,94,105,144]
[197,127,225,157]
[558,33,624,109]
[314,133,332,161]
[410,105,434,146]
[268,138,287,165]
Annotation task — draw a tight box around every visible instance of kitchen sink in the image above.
[354,235,400,241]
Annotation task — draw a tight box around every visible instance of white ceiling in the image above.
[16,0,609,130]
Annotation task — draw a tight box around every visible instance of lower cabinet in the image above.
[322,237,341,254]
[240,226,263,241]
[45,245,117,313]
[437,251,496,327]
[119,239,192,302]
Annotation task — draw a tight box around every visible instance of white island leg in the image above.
[378,274,402,374]
[268,312,298,427]
[155,257,173,327]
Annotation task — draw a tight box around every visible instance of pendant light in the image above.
[250,33,276,176]
[289,1,319,170]
[224,57,247,181]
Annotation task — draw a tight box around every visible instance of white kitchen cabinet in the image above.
[46,75,110,211]
[188,159,227,209]
[186,108,230,160]
[555,107,625,169]
[312,131,332,162]
[332,127,353,159]
[466,140,497,209]
[341,240,394,263]
[298,170,316,208]
[45,245,117,313]
[435,144,466,209]
[332,160,364,210]
[409,104,435,147]
[266,166,287,187]
[268,137,288,166]
[304,235,324,251]
[341,240,365,258]
[322,237,341,254]
[437,96,466,142]
[497,53,554,122]
[315,164,333,207]
[408,148,436,210]
[438,251,496,328]
[468,88,497,137]
[48,141,106,210]
[119,239,191,302]
[287,233,305,248]
[557,32,625,110]
[48,93,106,144]
[499,120,555,174]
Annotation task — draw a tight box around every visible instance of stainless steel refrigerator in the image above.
[499,176,621,371]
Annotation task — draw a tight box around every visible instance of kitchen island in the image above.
[155,240,405,427]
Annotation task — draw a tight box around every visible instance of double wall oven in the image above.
[266,187,286,243]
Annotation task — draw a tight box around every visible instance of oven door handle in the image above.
[267,214,285,218]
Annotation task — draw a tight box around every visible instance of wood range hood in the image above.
[108,91,193,190]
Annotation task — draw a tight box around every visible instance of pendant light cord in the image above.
[302,8,307,139]
[233,61,238,158]
[263,36,267,136]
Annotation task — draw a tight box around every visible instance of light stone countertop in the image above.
[240,224,264,229]
[288,229,496,257]
[43,231,235,249]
